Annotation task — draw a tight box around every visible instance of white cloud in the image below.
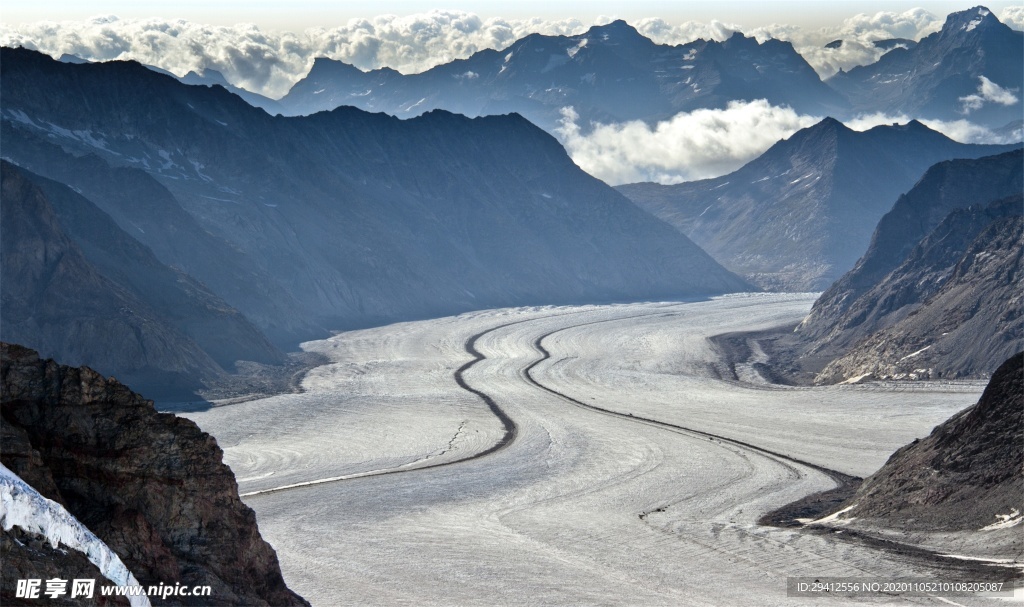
[1000,6,1024,30]
[759,9,943,79]
[558,106,1021,186]
[0,12,592,98]
[923,118,1022,144]
[0,8,957,98]
[959,76,1020,113]
[633,18,740,44]
[631,9,944,79]
[555,100,820,185]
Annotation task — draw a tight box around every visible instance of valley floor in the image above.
[180,293,1010,606]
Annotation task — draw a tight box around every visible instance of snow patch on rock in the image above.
[0,463,151,607]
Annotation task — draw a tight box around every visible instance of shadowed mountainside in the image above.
[814,196,1022,383]
[797,150,1023,366]
[2,47,750,357]
[617,121,1017,290]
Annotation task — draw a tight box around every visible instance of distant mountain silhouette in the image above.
[828,6,1023,127]
[617,120,1018,290]
[278,20,848,132]
[145,64,284,114]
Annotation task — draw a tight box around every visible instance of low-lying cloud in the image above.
[556,101,820,185]
[4,8,1021,98]
[557,104,1022,186]
[959,76,1020,113]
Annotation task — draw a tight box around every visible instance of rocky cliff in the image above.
[830,353,1023,556]
[814,197,1022,383]
[798,150,1023,356]
[791,150,1023,386]
[0,343,308,606]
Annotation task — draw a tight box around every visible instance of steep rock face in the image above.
[0,162,223,400]
[828,6,1023,127]
[278,21,847,131]
[0,131,310,346]
[798,150,1023,358]
[0,343,308,606]
[2,47,749,348]
[18,164,285,371]
[835,353,1023,537]
[814,202,1022,383]
[617,120,1017,290]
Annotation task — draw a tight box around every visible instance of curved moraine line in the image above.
[242,311,574,497]
[523,318,857,488]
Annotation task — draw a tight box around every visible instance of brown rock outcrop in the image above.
[837,352,1023,532]
[1,343,309,606]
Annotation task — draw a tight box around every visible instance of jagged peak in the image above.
[940,5,1003,34]
[807,116,853,133]
[862,119,947,139]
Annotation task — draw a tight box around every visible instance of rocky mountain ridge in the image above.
[815,196,1022,383]
[828,6,1023,127]
[276,20,847,132]
[798,149,1023,362]
[1,47,749,394]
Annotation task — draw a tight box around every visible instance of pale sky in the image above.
[3,1,1019,31]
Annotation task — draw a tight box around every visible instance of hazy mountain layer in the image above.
[617,120,1017,290]
[278,20,848,132]
[0,161,230,399]
[1,47,749,351]
[828,6,1023,127]
[17,163,285,368]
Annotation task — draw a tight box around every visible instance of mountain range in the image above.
[143,6,1020,137]
[1,47,748,397]
[275,20,848,133]
[616,119,1017,290]
[829,6,1024,127]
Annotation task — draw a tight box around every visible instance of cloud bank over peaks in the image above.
[5,8,1022,98]
[0,12,593,98]
[558,103,1023,186]
[999,6,1024,29]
